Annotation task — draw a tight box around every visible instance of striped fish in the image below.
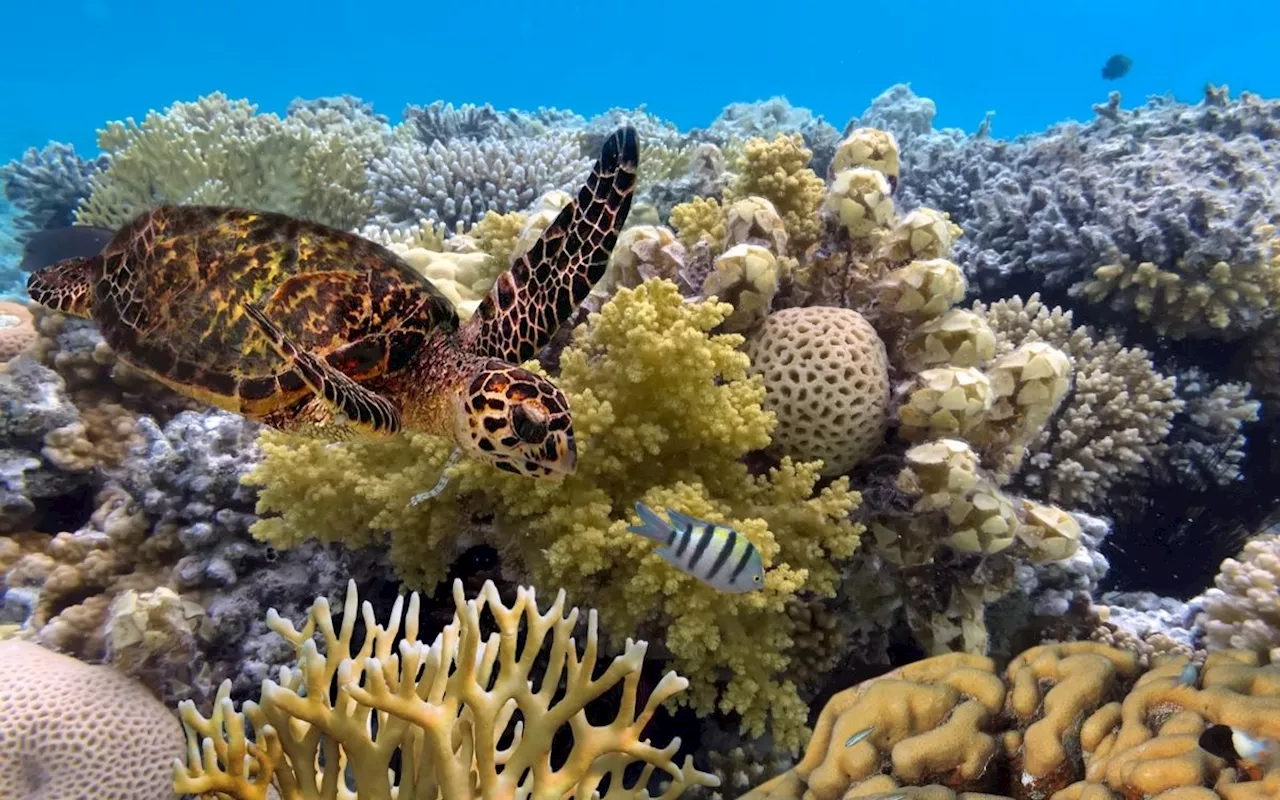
[626,502,765,593]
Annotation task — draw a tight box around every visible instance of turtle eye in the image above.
[511,402,549,443]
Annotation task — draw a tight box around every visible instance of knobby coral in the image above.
[744,642,1280,800]
[174,578,719,799]
[245,280,863,750]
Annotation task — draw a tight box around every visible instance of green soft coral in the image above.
[245,280,863,751]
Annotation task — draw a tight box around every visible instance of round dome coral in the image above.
[0,640,184,800]
[744,306,889,476]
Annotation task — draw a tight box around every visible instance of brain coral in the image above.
[0,640,183,800]
[744,306,890,476]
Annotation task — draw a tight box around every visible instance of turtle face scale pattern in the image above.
[452,359,576,477]
[25,126,639,480]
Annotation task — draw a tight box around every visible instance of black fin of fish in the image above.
[20,226,115,273]
[1199,724,1240,764]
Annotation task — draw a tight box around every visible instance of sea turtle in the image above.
[27,127,639,478]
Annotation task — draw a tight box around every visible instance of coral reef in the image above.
[743,642,1280,799]
[247,280,863,750]
[175,578,720,799]
[884,84,1280,341]
[2,85,1277,794]
[368,126,591,230]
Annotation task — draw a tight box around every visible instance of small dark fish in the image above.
[1199,724,1279,778]
[19,226,115,273]
[1101,54,1132,80]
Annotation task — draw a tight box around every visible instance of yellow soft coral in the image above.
[726,134,826,254]
[245,280,863,749]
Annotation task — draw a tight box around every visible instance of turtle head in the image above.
[452,359,576,477]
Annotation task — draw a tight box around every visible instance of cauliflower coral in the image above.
[245,280,864,750]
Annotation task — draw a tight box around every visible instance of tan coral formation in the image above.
[0,299,36,362]
[0,640,184,800]
[174,578,719,799]
[742,643,1280,800]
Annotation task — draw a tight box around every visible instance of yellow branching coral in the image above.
[669,196,727,251]
[465,209,528,268]
[245,280,864,750]
[726,134,825,254]
[174,578,719,799]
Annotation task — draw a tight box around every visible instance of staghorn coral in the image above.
[742,643,1280,800]
[246,281,864,750]
[0,640,183,800]
[401,99,523,145]
[175,577,720,799]
[368,128,590,230]
[76,92,374,231]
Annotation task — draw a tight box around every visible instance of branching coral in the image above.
[367,128,590,230]
[1194,528,1280,661]
[724,134,825,254]
[75,92,375,231]
[975,294,1187,508]
[174,577,719,799]
[245,281,863,750]
[1,142,106,238]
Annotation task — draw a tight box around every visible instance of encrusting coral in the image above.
[246,280,864,751]
[174,578,720,799]
[742,642,1280,800]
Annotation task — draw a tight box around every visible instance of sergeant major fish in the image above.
[627,502,765,593]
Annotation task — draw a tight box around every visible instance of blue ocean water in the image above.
[3,0,1280,162]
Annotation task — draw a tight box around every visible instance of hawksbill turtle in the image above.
[27,127,639,478]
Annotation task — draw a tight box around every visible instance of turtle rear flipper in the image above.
[465,125,639,363]
[241,304,402,439]
[27,256,99,319]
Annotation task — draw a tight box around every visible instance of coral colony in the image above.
[1,87,1278,799]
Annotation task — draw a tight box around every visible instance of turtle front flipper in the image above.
[464,126,639,363]
[27,256,99,319]
[241,304,402,439]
